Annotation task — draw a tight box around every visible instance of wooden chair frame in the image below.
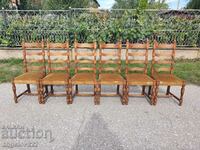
[12,41,45,104]
[40,41,70,104]
[125,40,157,105]
[98,41,126,104]
[151,40,186,105]
[69,40,99,104]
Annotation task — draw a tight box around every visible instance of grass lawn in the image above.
[0,58,200,85]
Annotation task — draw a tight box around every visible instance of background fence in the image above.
[0,8,200,47]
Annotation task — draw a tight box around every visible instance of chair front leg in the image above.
[122,84,127,105]
[40,84,45,104]
[68,81,73,104]
[12,80,18,103]
[94,84,100,105]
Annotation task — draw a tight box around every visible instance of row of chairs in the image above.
[12,40,186,105]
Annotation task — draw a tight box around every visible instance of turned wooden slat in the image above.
[75,60,94,64]
[100,43,121,49]
[26,59,44,63]
[128,43,148,49]
[75,52,96,56]
[155,52,172,57]
[24,43,43,48]
[50,67,68,71]
[26,52,43,56]
[155,60,174,64]
[48,43,69,49]
[156,43,174,49]
[76,43,96,49]
[77,67,95,71]
[101,52,119,57]
[47,52,70,56]
[128,60,147,64]
[128,52,146,56]
[101,67,119,72]
[101,60,120,64]
[48,60,69,64]
[128,67,145,72]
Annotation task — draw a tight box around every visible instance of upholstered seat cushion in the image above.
[99,73,125,85]
[126,73,154,85]
[152,74,184,85]
[71,73,96,84]
[14,72,44,84]
[41,72,69,85]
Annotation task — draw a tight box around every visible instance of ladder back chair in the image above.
[98,41,126,104]
[12,41,45,104]
[69,40,99,104]
[152,40,186,105]
[40,41,70,104]
[125,40,157,105]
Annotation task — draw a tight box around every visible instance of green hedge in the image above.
[0,9,199,47]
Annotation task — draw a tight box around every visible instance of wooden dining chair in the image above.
[98,41,126,104]
[125,40,157,105]
[68,40,99,104]
[12,41,45,104]
[151,40,186,106]
[40,41,70,104]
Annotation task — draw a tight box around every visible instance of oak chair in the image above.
[12,41,45,104]
[98,41,126,104]
[69,40,99,104]
[125,40,157,105]
[40,41,70,104]
[151,40,186,106]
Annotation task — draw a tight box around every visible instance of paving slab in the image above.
[0,83,200,150]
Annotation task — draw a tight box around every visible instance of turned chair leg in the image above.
[12,80,18,103]
[68,83,73,104]
[26,84,31,93]
[94,84,100,105]
[122,84,127,105]
[66,84,71,104]
[166,86,170,95]
[40,84,45,104]
[125,85,129,105]
[153,82,159,105]
[179,84,185,106]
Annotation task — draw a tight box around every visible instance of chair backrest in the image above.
[22,41,45,74]
[126,40,149,75]
[47,41,70,73]
[74,40,97,74]
[99,41,122,74]
[152,40,176,74]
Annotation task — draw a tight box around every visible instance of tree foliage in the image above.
[187,0,200,9]
[112,0,168,9]
[0,0,9,9]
